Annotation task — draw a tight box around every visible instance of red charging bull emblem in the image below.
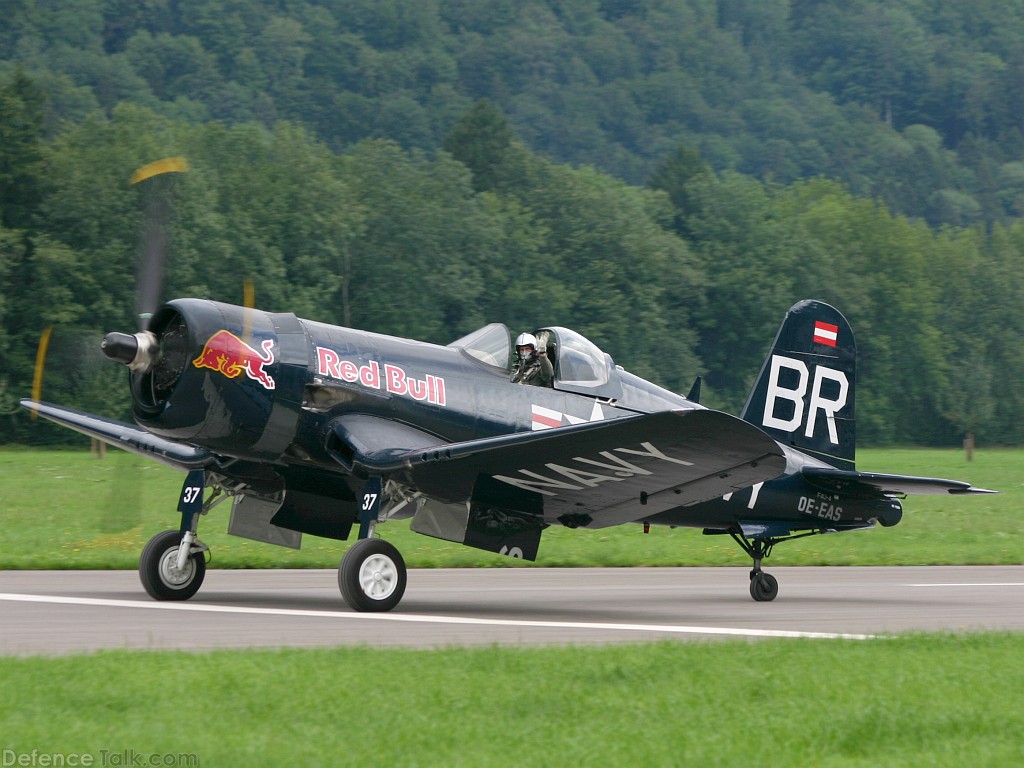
[193,330,276,390]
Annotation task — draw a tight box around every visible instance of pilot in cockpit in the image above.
[510,332,554,387]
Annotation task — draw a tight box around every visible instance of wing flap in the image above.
[802,466,997,497]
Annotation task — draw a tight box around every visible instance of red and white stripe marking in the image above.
[813,320,839,347]
[531,404,564,430]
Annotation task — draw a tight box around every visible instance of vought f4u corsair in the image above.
[23,300,993,611]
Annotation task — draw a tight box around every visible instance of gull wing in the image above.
[332,409,787,528]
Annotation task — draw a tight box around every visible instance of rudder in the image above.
[739,300,856,469]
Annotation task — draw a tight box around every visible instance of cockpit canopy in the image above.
[449,323,623,400]
[448,323,511,369]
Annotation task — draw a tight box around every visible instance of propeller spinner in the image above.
[101,330,159,372]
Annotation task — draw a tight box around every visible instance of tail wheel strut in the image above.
[727,528,823,603]
[729,533,779,602]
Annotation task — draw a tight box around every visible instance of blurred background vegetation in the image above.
[2,0,1023,447]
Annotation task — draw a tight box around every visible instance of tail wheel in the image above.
[750,572,779,602]
[139,529,206,601]
[339,538,407,612]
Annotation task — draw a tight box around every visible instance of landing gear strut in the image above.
[139,470,218,602]
[337,476,408,612]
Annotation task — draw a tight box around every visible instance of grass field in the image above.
[0,446,1019,569]
[1,635,1022,766]
[1,447,1021,766]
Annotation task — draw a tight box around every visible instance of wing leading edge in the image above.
[333,409,788,528]
[19,400,214,471]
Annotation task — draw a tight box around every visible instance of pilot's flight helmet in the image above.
[515,332,538,354]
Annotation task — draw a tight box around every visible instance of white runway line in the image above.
[0,592,873,641]
[907,582,1024,588]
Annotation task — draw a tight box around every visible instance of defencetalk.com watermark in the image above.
[3,750,198,767]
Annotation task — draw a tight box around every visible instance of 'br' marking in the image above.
[762,355,848,444]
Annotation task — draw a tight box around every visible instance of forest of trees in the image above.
[2,1,1024,447]
[5,0,1024,226]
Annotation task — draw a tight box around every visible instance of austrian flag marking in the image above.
[813,321,839,347]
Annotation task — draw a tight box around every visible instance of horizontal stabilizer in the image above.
[19,400,213,471]
[802,466,997,497]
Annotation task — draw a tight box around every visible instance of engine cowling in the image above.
[111,299,310,459]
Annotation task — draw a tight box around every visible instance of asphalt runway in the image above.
[1,566,1022,655]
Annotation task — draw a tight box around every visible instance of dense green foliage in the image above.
[5,0,1024,225]
[1,1,1023,446]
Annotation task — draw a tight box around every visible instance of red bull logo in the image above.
[193,330,276,390]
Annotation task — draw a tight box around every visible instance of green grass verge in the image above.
[1,635,1022,766]
[0,446,1019,569]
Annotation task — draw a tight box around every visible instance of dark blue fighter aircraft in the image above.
[22,299,993,611]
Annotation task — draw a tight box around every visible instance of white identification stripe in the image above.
[0,593,873,641]
[814,325,838,341]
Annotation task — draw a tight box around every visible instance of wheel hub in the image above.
[159,548,195,587]
[359,554,398,599]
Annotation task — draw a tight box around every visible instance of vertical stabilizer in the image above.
[740,300,856,469]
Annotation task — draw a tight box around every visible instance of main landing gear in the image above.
[136,471,413,612]
[139,469,216,602]
[337,477,409,612]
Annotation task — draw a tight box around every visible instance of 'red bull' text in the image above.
[315,347,446,406]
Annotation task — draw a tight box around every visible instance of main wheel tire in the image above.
[139,530,206,601]
[749,572,779,602]
[339,538,407,612]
